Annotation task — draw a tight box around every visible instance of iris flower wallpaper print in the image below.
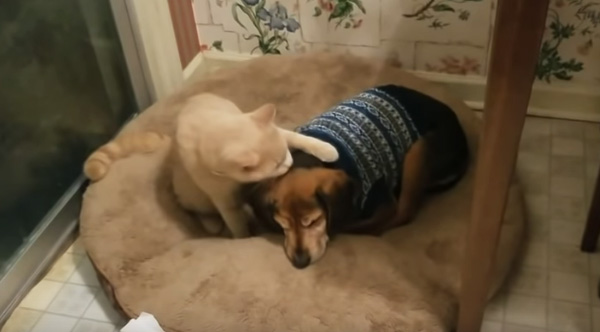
[193,0,600,85]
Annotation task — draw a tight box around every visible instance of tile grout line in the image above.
[66,286,100,332]
[16,301,117,325]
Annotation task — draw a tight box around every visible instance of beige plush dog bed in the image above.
[80,53,525,332]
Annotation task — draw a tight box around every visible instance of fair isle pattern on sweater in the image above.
[296,87,422,209]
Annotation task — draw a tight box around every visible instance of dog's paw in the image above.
[313,142,339,162]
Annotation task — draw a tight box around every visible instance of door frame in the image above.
[120,0,189,104]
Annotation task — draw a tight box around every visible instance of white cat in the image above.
[172,93,338,238]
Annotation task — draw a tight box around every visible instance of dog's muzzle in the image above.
[291,250,311,269]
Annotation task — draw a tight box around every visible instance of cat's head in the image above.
[203,103,292,183]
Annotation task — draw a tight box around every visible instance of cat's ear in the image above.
[248,103,277,126]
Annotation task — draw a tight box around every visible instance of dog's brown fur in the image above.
[245,88,470,269]
[246,137,434,269]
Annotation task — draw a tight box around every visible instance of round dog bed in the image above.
[80,53,525,332]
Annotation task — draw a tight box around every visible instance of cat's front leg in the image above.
[278,129,339,162]
[212,197,251,238]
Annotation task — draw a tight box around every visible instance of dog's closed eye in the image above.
[301,212,324,227]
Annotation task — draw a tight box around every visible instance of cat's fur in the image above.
[83,93,339,238]
[172,93,338,238]
[84,132,169,181]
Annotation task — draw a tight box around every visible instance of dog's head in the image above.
[245,167,357,269]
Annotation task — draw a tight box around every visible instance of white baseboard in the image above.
[201,51,600,122]
[183,53,205,80]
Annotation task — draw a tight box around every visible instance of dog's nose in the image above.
[291,251,311,269]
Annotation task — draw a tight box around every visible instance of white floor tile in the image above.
[584,123,600,140]
[19,280,64,311]
[520,171,550,196]
[507,267,547,297]
[548,300,592,332]
[0,308,42,332]
[83,290,123,324]
[518,152,550,174]
[72,319,116,332]
[46,284,98,317]
[504,324,547,332]
[548,243,590,274]
[550,176,585,199]
[481,320,503,332]
[484,293,505,322]
[592,307,600,332]
[67,238,86,255]
[587,160,600,181]
[591,253,600,275]
[522,241,547,269]
[504,294,547,328]
[551,155,585,178]
[30,313,78,332]
[521,135,551,155]
[549,271,590,304]
[69,257,100,287]
[550,220,586,246]
[590,275,600,307]
[549,195,586,223]
[552,119,584,139]
[524,117,552,137]
[45,253,84,282]
[586,140,600,160]
[525,195,549,216]
[552,137,584,157]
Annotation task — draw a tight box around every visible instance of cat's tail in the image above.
[83,132,169,181]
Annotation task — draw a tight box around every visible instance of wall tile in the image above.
[299,0,379,46]
[197,25,240,52]
[193,0,213,24]
[381,0,492,47]
[414,43,486,75]
[536,1,600,85]
[193,0,600,84]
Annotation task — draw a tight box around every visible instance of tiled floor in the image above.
[482,117,600,332]
[1,117,599,332]
[1,240,125,332]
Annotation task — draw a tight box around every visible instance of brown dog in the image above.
[245,85,469,269]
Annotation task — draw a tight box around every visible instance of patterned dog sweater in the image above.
[296,85,433,218]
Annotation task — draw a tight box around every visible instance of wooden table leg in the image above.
[581,164,600,252]
[456,0,550,331]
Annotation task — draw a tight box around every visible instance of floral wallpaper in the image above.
[193,0,600,85]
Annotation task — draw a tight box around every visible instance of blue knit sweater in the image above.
[296,85,430,218]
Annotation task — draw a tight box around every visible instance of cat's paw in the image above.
[230,228,251,239]
[200,217,224,235]
[312,142,339,162]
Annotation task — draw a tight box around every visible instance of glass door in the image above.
[0,0,143,319]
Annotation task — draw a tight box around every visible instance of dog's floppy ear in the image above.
[240,181,280,233]
[314,170,359,236]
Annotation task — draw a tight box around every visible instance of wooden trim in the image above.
[168,0,200,68]
[456,0,550,331]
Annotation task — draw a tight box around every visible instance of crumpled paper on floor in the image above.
[120,312,165,332]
